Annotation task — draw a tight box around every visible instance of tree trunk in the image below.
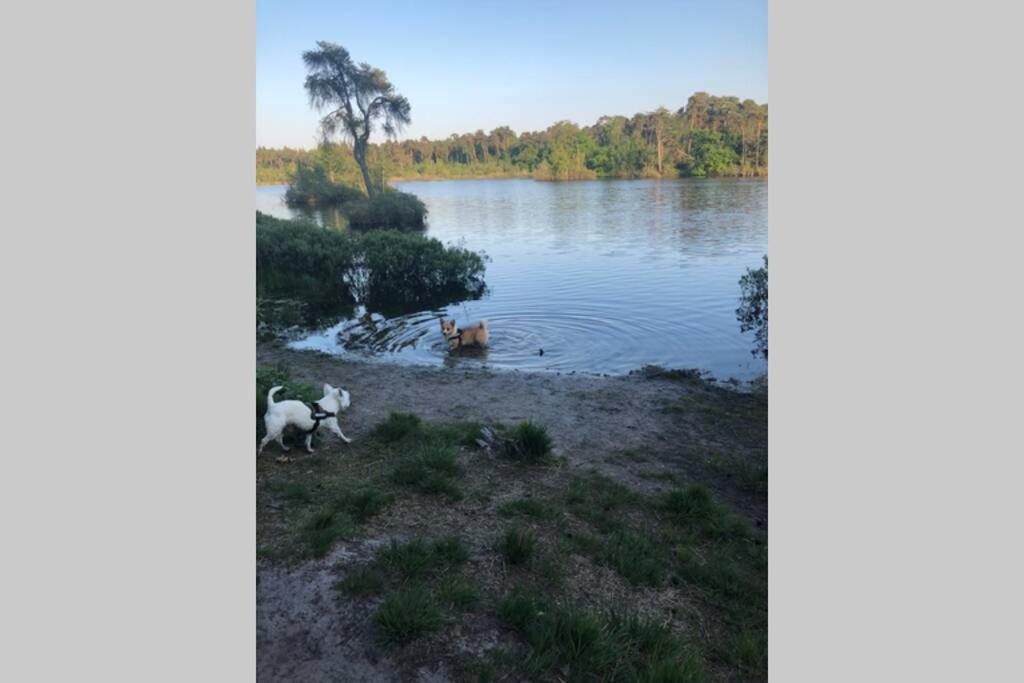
[754,121,762,175]
[740,129,746,177]
[354,141,376,197]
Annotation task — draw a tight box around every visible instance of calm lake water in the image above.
[256,178,767,380]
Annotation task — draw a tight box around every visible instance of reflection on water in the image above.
[256,179,767,380]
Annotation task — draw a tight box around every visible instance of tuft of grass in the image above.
[602,529,666,587]
[432,535,470,565]
[374,536,471,583]
[497,588,545,634]
[499,527,537,566]
[391,443,464,501]
[335,486,393,523]
[504,421,553,463]
[375,586,443,646]
[372,412,422,443]
[336,566,384,596]
[498,594,707,683]
[566,471,638,533]
[497,498,552,519]
[300,508,354,558]
[377,539,436,581]
[266,480,313,504]
[436,575,481,612]
[663,486,714,521]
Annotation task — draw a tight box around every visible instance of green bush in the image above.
[256,213,486,317]
[736,255,767,359]
[345,189,427,230]
[284,161,366,207]
[256,212,355,306]
[354,230,487,311]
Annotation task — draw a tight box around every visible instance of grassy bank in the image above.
[257,362,767,681]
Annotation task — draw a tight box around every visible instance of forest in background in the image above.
[257,93,767,186]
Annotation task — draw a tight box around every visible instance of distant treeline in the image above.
[257,93,767,184]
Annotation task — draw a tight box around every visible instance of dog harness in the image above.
[306,401,336,435]
[447,329,463,348]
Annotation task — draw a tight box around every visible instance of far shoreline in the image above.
[256,175,768,187]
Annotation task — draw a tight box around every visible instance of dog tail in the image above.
[267,385,284,406]
[478,319,488,330]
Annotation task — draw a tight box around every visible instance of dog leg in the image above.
[275,433,290,452]
[304,433,315,454]
[257,432,274,455]
[327,420,352,444]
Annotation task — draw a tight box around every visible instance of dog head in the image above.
[439,318,458,339]
[320,383,351,413]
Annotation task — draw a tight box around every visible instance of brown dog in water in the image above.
[440,318,489,350]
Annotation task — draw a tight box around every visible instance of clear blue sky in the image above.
[257,0,767,149]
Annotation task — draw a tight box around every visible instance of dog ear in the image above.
[323,383,333,395]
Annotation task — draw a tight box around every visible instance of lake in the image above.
[256,178,767,380]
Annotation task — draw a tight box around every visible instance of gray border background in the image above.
[1,0,1021,680]
[1,1,255,680]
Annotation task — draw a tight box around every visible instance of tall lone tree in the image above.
[302,41,411,197]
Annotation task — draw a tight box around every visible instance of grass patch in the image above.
[334,486,393,523]
[499,528,537,566]
[503,421,553,463]
[300,509,354,558]
[601,529,667,587]
[266,479,313,504]
[391,442,464,501]
[566,471,639,533]
[436,575,481,612]
[375,586,443,646]
[337,566,385,596]
[372,411,422,443]
[497,591,707,682]
[708,452,768,494]
[432,535,471,565]
[374,536,471,583]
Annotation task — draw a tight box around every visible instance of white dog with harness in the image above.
[258,383,352,455]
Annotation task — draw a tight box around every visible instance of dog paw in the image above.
[343,437,353,444]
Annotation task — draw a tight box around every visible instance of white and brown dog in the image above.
[440,318,489,351]
[258,383,351,455]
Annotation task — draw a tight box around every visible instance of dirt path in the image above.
[257,344,767,682]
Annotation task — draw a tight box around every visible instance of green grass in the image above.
[504,421,553,463]
[337,566,385,596]
[334,486,394,523]
[499,528,537,566]
[375,586,443,645]
[377,539,438,581]
[300,509,354,558]
[496,590,707,682]
[602,529,667,587]
[432,535,471,565]
[566,471,639,533]
[390,442,464,501]
[436,575,481,612]
[373,536,471,584]
[266,480,313,504]
[372,411,423,443]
